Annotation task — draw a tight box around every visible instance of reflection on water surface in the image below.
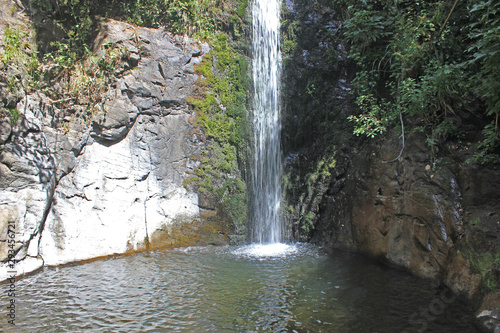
[1,244,480,332]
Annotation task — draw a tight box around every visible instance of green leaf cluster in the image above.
[31,0,96,67]
[123,0,215,37]
[187,29,251,236]
[7,108,20,124]
[333,0,500,164]
[0,25,40,110]
[2,28,23,64]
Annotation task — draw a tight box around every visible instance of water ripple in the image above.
[1,244,480,332]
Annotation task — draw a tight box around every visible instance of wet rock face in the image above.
[315,133,462,276]
[348,133,464,280]
[0,19,228,278]
[318,130,500,290]
[476,292,500,333]
[312,129,500,331]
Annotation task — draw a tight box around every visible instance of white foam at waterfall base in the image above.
[233,243,297,258]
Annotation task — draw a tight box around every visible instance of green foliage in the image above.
[189,33,250,147]
[69,43,126,105]
[344,8,392,62]
[7,108,20,124]
[191,142,249,235]
[236,0,249,18]
[123,0,216,37]
[179,5,250,236]
[336,0,500,164]
[465,0,500,162]
[189,31,250,228]
[32,0,96,69]
[290,154,337,239]
[469,122,500,164]
[280,2,299,60]
[31,0,245,93]
[0,25,40,109]
[2,28,23,64]
[348,93,392,137]
[310,155,336,181]
[299,212,315,234]
[464,245,500,292]
[467,0,500,118]
[121,0,249,39]
[1,26,39,76]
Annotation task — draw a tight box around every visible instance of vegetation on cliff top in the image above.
[332,0,500,165]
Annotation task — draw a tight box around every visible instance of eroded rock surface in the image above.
[0,19,228,279]
[477,292,500,333]
[311,131,500,331]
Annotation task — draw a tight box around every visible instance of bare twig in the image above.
[437,0,460,38]
[49,97,75,104]
[383,109,405,163]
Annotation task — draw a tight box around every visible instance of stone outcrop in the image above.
[311,131,500,332]
[0,19,231,279]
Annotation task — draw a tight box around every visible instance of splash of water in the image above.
[251,0,282,244]
[233,243,297,258]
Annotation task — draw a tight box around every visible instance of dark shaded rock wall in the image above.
[282,0,500,331]
[312,130,500,331]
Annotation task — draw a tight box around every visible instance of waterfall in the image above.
[251,0,282,244]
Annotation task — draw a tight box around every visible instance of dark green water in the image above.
[1,244,480,332]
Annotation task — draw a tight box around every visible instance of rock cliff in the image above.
[282,0,500,331]
[310,132,500,332]
[0,18,234,280]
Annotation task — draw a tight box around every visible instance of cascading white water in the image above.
[251,0,282,244]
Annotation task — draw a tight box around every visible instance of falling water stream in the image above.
[251,0,283,244]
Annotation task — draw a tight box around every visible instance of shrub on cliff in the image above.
[331,0,500,165]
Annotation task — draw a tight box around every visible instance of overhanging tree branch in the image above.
[437,0,460,38]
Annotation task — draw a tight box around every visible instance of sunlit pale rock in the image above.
[0,18,217,279]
